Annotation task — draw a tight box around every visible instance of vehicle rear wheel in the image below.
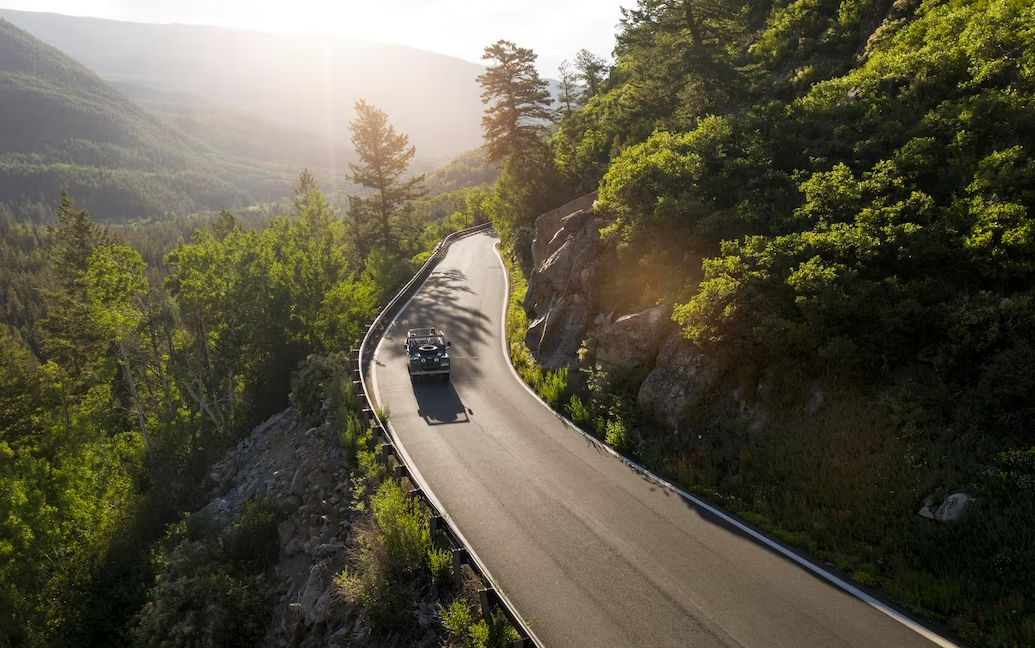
[442,373,450,383]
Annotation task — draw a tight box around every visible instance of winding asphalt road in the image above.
[371,231,954,648]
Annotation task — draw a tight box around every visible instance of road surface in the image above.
[371,230,952,648]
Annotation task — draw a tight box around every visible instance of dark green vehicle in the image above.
[404,328,451,382]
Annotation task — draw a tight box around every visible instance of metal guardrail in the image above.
[352,221,539,648]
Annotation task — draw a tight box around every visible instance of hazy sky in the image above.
[0,0,625,74]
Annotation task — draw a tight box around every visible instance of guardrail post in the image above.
[478,588,495,624]
[380,443,394,466]
[394,463,409,482]
[452,548,468,586]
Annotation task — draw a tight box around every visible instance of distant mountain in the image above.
[140,98,356,175]
[0,18,308,220]
[0,9,488,161]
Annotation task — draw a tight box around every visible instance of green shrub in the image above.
[604,417,632,453]
[535,368,568,408]
[441,599,477,647]
[223,500,281,573]
[475,607,522,648]
[565,395,592,427]
[133,539,271,648]
[371,479,434,574]
[441,600,522,648]
[851,571,880,588]
[330,371,360,422]
[337,552,419,635]
[290,353,349,427]
[428,546,452,585]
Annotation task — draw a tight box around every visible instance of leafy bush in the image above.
[133,518,274,648]
[223,500,281,574]
[441,599,478,647]
[290,353,350,427]
[371,479,435,575]
[565,395,592,427]
[440,600,521,648]
[532,368,568,408]
[604,417,632,454]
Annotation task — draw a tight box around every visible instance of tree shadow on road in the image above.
[390,265,495,380]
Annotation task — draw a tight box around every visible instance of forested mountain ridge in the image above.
[0,18,297,220]
[0,9,489,161]
[482,0,1035,644]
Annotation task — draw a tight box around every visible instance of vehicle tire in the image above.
[442,373,450,383]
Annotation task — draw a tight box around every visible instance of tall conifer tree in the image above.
[346,100,426,257]
[476,40,553,165]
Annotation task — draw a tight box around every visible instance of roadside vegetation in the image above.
[0,86,493,645]
[482,0,1035,643]
[309,355,522,647]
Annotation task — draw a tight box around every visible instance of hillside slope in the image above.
[495,0,1035,644]
[0,18,299,220]
[0,9,488,160]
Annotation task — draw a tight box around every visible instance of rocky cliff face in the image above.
[523,195,721,428]
[195,407,360,647]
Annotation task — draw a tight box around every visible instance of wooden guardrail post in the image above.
[452,548,468,586]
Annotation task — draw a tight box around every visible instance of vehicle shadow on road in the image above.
[413,379,470,426]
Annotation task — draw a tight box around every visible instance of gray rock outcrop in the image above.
[530,192,597,268]
[526,293,593,370]
[935,493,970,522]
[638,333,720,428]
[596,305,674,372]
[524,197,613,370]
[300,563,335,626]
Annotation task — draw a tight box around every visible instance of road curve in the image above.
[371,231,951,648]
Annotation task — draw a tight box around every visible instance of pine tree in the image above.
[48,191,114,298]
[346,100,426,257]
[477,40,553,165]
[574,49,610,100]
[557,59,583,120]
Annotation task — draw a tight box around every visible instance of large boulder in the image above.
[935,493,970,522]
[596,305,674,372]
[526,293,592,370]
[638,333,720,428]
[530,192,597,268]
[525,219,599,315]
[299,563,335,626]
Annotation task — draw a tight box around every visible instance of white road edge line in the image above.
[490,241,961,648]
[370,233,547,648]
